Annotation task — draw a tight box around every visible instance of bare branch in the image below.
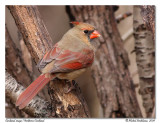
[116,12,132,23]
[5,27,32,87]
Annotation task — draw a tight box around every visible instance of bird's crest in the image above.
[70,21,80,25]
[70,21,95,31]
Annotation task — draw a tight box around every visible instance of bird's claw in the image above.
[64,80,76,93]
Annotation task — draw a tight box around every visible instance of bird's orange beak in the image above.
[90,30,101,39]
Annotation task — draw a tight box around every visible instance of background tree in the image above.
[133,5,155,118]
[67,5,142,117]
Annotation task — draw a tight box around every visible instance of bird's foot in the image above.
[65,80,76,93]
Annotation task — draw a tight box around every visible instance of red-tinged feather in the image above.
[55,52,79,65]
[46,51,52,61]
[50,46,61,59]
[38,43,94,73]
[57,50,72,60]
[50,48,57,58]
[43,51,49,59]
[16,75,44,105]
[16,74,52,109]
[49,49,93,73]
[61,62,83,69]
[42,43,59,61]
[70,21,79,25]
[18,78,49,109]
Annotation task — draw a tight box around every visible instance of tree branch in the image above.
[7,5,90,118]
[5,71,51,117]
[7,5,53,63]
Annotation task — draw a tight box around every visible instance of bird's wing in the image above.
[37,43,94,73]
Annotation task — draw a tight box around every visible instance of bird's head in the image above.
[70,22,101,44]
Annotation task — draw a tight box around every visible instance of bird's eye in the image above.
[84,30,89,34]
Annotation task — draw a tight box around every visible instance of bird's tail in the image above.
[16,74,55,109]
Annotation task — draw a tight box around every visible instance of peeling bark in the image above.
[133,6,155,118]
[140,6,155,42]
[7,5,90,118]
[48,80,90,118]
[67,6,142,117]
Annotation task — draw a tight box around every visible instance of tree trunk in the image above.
[133,6,155,118]
[67,5,142,118]
[7,5,90,118]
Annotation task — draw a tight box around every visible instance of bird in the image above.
[16,22,100,109]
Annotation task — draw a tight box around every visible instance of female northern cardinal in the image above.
[16,22,100,109]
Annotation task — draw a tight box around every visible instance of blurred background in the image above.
[5,6,155,118]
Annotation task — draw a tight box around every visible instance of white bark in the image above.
[133,6,155,117]
[5,71,51,117]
